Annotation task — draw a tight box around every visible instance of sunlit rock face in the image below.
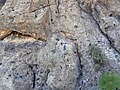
[0,0,120,90]
[0,0,49,41]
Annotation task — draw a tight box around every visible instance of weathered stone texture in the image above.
[0,34,80,90]
[0,0,49,41]
[0,0,120,90]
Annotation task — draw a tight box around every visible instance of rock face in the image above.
[0,0,120,90]
[37,33,79,90]
[0,0,49,41]
[0,34,79,90]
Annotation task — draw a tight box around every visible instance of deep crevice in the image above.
[1,30,46,41]
[33,71,36,89]
[55,0,60,14]
[41,69,50,90]
[74,43,83,90]
[24,62,36,89]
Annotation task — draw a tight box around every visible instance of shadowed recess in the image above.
[0,0,6,9]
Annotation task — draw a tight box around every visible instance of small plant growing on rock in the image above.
[89,45,107,71]
[100,71,120,90]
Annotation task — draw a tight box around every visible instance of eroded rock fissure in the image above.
[76,0,120,55]
[33,71,36,89]
[27,65,35,89]
[0,30,47,41]
[26,63,36,89]
[55,0,60,14]
[91,17,120,54]
[75,43,83,89]
[41,69,50,88]
[30,4,51,12]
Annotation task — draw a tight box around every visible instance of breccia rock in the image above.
[0,0,120,90]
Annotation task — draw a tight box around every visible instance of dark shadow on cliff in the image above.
[0,0,6,10]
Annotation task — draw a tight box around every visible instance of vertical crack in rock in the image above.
[33,71,36,89]
[75,0,120,55]
[55,0,60,14]
[75,43,83,89]
[41,69,50,89]
[48,0,53,25]
[26,63,36,89]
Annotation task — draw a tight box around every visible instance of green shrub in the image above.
[100,71,120,90]
[89,45,107,71]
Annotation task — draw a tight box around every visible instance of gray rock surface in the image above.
[0,0,120,90]
[0,34,80,90]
